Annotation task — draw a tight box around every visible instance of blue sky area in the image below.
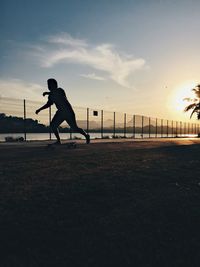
[1,0,200,120]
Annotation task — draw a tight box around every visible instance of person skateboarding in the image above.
[35,78,90,144]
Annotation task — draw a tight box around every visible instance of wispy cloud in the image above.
[80,73,106,81]
[32,33,146,88]
[0,79,43,100]
[47,33,88,47]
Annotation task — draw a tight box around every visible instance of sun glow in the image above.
[167,81,197,119]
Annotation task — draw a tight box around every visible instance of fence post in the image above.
[184,122,186,136]
[141,116,144,138]
[175,121,177,137]
[113,112,116,138]
[186,122,187,136]
[69,129,72,140]
[180,121,182,137]
[167,120,168,137]
[177,121,179,137]
[87,108,89,134]
[186,122,188,135]
[149,117,151,138]
[174,121,176,137]
[124,113,126,138]
[49,106,52,140]
[188,123,190,136]
[23,99,26,141]
[101,110,103,139]
[161,119,163,138]
[155,118,157,138]
[133,115,135,138]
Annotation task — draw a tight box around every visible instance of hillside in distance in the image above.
[0,113,174,134]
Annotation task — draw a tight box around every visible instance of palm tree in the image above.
[184,84,200,119]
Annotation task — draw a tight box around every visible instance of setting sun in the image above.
[167,81,197,120]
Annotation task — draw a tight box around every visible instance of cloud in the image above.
[0,79,44,101]
[80,73,106,81]
[31,33,146,88]
[47,33,88,47]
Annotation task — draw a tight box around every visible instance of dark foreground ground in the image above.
[0,139,200,267]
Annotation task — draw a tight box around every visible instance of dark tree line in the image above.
[0,113,49,133]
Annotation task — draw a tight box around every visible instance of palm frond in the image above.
[190,105,200,118]
[184,103,197,112]
[192,85,200,98]
[196,84,200,90]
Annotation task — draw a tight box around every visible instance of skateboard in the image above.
[46,142,77,149]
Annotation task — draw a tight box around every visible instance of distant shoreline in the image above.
[0,132,198,142]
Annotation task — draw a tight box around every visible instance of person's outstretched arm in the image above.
[35,100,52,114]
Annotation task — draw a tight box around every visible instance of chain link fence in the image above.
[0,97,200,141]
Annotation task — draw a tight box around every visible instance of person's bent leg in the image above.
[67,118,90,144]
[51,112,64,144]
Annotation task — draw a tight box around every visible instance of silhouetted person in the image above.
[36,79,90,144]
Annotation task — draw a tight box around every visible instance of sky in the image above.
[1,0,200,121]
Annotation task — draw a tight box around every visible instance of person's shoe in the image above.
[86,134,90,144]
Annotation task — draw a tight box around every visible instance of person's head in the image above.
[47,78,58,91]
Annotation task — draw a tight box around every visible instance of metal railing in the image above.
[0,97,200,141]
